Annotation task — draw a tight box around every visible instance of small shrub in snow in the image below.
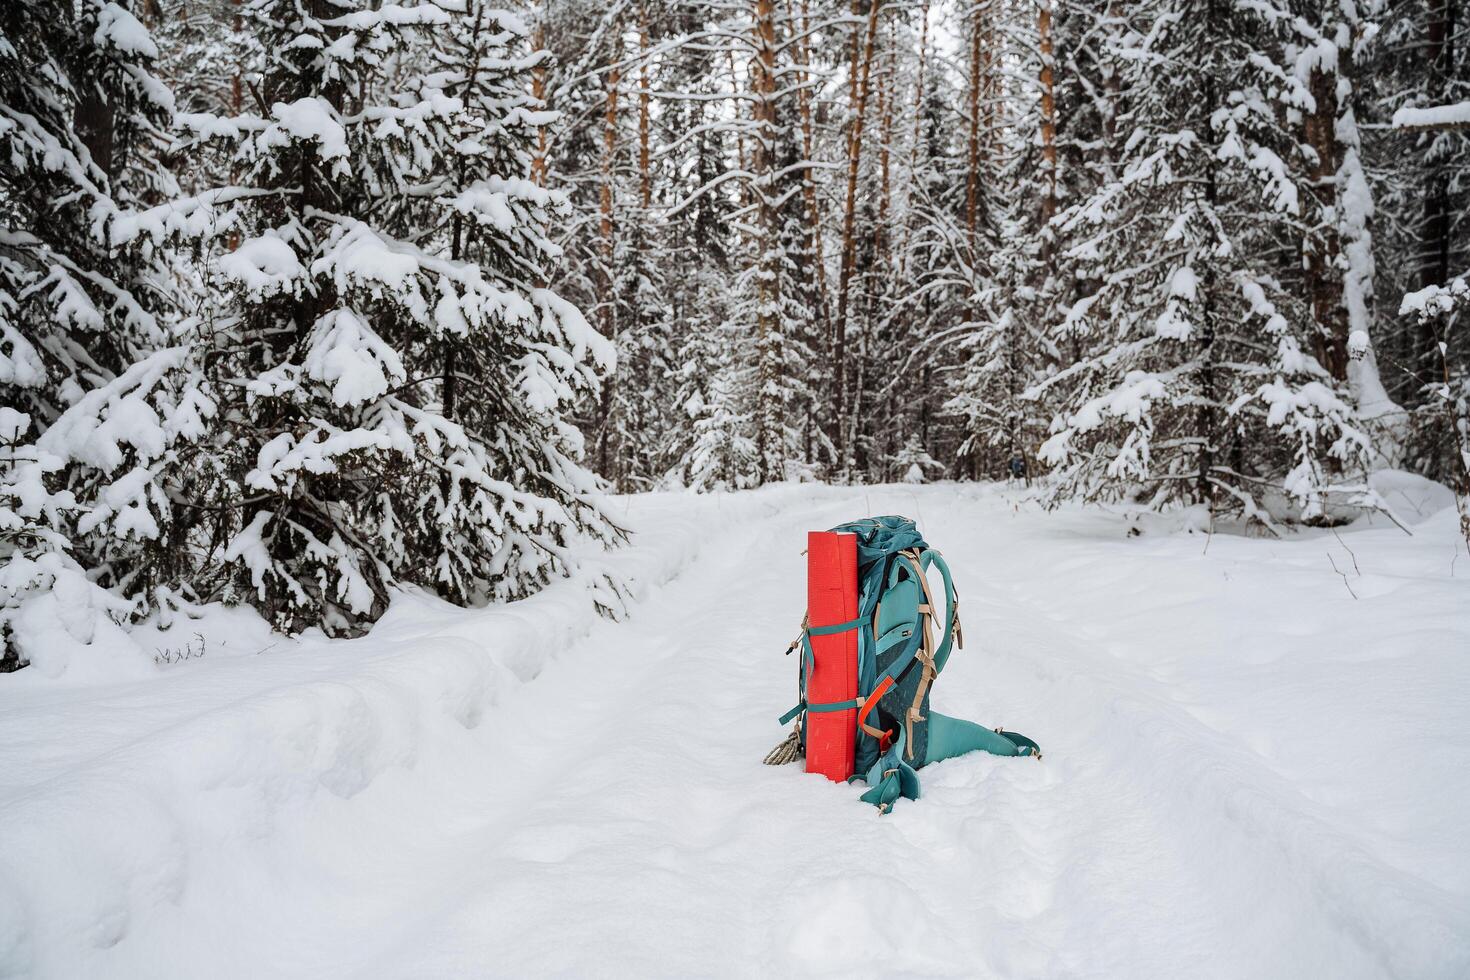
[153,632,206,666]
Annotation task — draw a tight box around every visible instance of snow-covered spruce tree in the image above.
[852,12,947,482]
[673,271,760,490]
[647,0,824,489]
[947,220,1054,480]
[888,55,974,478]
[527,3,681,492]
[142,0,619,632]
[0,0,191,669]
[0,0,175,433]
[656,31,751,489]
[951,0,1099,481]
[597,8,680,491]
[776,122,832,478]
[1360,0,1470,484]
[1032,0,1371,524]
[1284,3,1399,433]
[1398,276,1470,546]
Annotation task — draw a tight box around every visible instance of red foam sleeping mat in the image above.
[805,530,859,781]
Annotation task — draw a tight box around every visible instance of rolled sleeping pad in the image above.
[805,530,859,781]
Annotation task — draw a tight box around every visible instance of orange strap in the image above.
[857,676,894,752]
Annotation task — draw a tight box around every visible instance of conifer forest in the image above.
[3,0,1469,645]
[4,6,1470,975]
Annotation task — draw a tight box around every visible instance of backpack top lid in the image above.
[827,516,927,584]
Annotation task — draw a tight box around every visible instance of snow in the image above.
[1392,102,1470,130]
[1401,277,1468,318]
[93,3,158,59]
[1,554,142,681]
[1167,264,1198,300]
[222,510,274,600]
[259,98,350,167]
[0,323,45,388]
[0,408,29,443]
[303,308,406,407]
[218,234,304,298]
[329,2,452,30]
[1,482,1468,978]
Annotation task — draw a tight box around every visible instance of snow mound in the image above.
[0,488,811,978]
[1369,469,1458,524]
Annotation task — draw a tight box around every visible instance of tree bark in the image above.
[638,5,652,211]
[965,4,983,246]
[1037,0,1058,239]
[1198,0,1220,509]
[1419,0,1457,388]
[833,0,882,469]
[897,0,929,282]
[753,0,782,483]
[1303,62,1348,381]
[876,21,895,263]
[597,35,621,478]
[531,18,549,187]
[791,0,829,326]
[1422,0,1455,291]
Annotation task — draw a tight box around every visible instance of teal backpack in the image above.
[767,516,1039,812]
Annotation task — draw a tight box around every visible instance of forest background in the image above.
[2,0,1468,655]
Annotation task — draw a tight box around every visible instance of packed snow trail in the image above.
[2,482,1468,978]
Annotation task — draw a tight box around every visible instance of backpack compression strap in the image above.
[776,615,867,725]
[776,550,966,745]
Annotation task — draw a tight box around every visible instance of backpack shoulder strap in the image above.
[918,549,962,674]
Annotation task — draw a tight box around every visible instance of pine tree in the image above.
[952,0,1081,479]
[1362,0,1470,485]
[128,0,620,632]
[1289,2,1398,425]
[1034,0,1371,523]
[673,272,759,490]
[0,0,187,668]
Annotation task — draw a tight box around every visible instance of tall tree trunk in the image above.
[1037,0,1058,244]
[1303,62,1348,381]
[876,21,895,264]
[638,4,652,212]
[790,0,828,461]
[897,0,929,282]
[753,0,782,483]
[1198,0,1219,509]
[965,3,983,246]
[1419,0,1456,387]
[531,18,549,187]
[727,46,748,175]
[726,43,751,258]
[792,0,827,307]
[597,38,621,479]
[833,0,881,470]
[232,0,244,114]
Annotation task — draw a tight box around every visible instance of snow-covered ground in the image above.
[1,481,1467,979]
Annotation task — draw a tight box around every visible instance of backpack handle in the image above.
[918,549,961,674]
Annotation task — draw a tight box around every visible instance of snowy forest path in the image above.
[3,485,1467,980]
[356,486,1470,979]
